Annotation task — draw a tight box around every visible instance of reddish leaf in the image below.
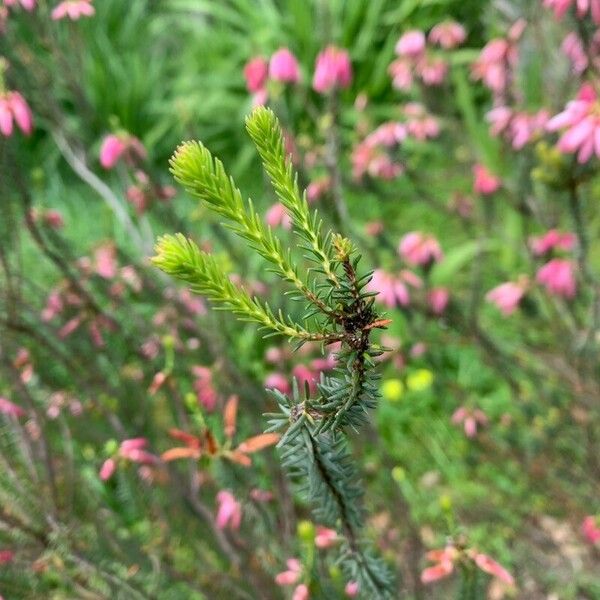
[204,429,219,455]
[236,433,280,454]
[224,394,238,439]
[168,428,201,449]
[226,450,252,467]
[161,447,201,462]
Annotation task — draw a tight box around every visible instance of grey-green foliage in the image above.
[154,106,394,598]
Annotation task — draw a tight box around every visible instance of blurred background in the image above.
[1,0,599,598]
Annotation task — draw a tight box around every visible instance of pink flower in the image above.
[99,135,126,169]
[345,581,359,597]
[415,56,448,86]
[265,372,291,394]
[428,288,449,315]
[546,83,600,163]
[399,232,443,267]
[99,133,146,169]
[99,458,116,481]
[562,33,588,74]
[367,269,410,308]
[312,46,352,94]
[582,515,600,544]
[51,0,94,20]
[536,258,577,298]
[292,584,309,600]
[0,550,14,564]
[473,163,501,195]
[486,280,527,315]
[266,202,292,229]
[543,0,600,24]
[4,0,36,11]
[395,30,426,57]
[366,122,407,147]
[471,39,515,94]
[315,526,338,548]
[530,230,576,256]
[269,48,300,84]
[275,558,302,586]
[388,58,414,90]
[452,406,488,438]
[0,92,33,137]
[0,397,25,418]
[292,364,318,394]
[215,490,242,530]
[428,21,466,49]
[244,57,268,93]
[306,177,330,202]
[192,365,217,412]
[119,438,158,464]
[472,553,515,586]
[94,243,117,279]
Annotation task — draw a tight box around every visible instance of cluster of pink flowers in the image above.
[312,45,353,94]
[352,106,439,181]
[264,342,338,395]
[487,107,550,149]
[51,0,94,21]
[389,22,465,91]
[244,45,351,105]
[99,437,159,481]
[366,269,416,309]
[546,83,600,164]
[529,230,576,256]
[0,90,33,137]
[99,132,146,169]
[471,20,525,99]
[452,406,489,438]
[582,515,600,544]
[543,0,600,24]
[421,543,514,586]
[215,490,242,530]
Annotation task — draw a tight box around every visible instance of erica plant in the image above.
[153,107,394,598]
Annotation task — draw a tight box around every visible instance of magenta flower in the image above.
[243,56,268,93]
[275,558,302,586]
[428,21,467,49]
[312,46,352,94]
[472,163,501,195]
[529,230,576,256]
[427,288,449,315]
[0,91,33,137]
[582,515,600,544]
[543,0,600,23]
[4,0,36,11]
[399,232,443,267]
[366,269,410,308]
[51,0,94,20]
[395,30,426,58]
[192,365,217,412]
[536,258,577,298]
[0,550,14,564]
[486,279,527,315]
[451,406,488,438]
[546,83,600,163]
[269,48,300,84]
[215,490,242,530]
[0,397,25,418]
